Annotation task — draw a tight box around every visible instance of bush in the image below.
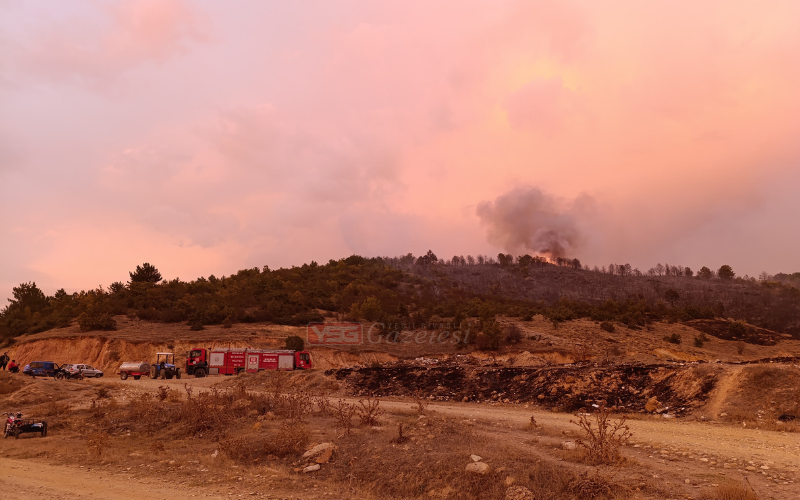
[694,336,705,348]
[77,312,116,332]
[729,320,750,339]
[663,333,682,344]
[504,324,522,344]
[570,405,632,464]
[284,334,305,351]
[356,397,384,426]
[599,321,615,333]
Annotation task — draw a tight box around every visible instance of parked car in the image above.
[22,361,60,377]
[63,364,104,378]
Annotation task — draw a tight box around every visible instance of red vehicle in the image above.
[185,347,312,377]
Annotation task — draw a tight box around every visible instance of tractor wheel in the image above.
[120,372,129,380]
[175,369,181,380]
[150,366,158,379]
[133,375,141,380]
[194,368,206,378]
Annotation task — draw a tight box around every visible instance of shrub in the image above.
[570,405,632,464]
[736,340,746,355]
[599,321,615,333]
[729,320,751,341]
[331,399,357,435]
[663,333,682,344]
[694,336,705,348]
[284,334,305,351]
[356,397,384,426]
[504,324,523,344]
[264,422,310,457]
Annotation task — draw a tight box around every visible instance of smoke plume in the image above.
[476,187,587,259]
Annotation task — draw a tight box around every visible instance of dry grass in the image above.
[568,469,629,499]
[220,421,310,464]
[702,478,761,500]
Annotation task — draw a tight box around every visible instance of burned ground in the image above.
[329,360,718,414]
[685,319,791,346]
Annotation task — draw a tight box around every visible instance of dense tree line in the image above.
[2,253,799,344]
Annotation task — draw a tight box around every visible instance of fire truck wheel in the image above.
[194,368,206,378]
[236,368,244,375]
[120,372,128,380]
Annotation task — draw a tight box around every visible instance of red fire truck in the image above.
[185,347,312,377]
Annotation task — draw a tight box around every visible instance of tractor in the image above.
[149,352,181,380]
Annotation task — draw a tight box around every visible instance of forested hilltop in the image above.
[2,253,799,344]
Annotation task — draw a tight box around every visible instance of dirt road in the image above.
[0,457,222,500]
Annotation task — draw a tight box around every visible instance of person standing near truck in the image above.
[0,353,8,370]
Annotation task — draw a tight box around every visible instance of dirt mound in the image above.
[329,360,719,414]
[712,364,800,426]
[0,371,31,397]
[308,347,398,370]
[686,319,789,346]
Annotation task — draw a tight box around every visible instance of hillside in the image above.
[3,255,800,347]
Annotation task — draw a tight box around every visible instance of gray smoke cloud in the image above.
[476,186,588,259]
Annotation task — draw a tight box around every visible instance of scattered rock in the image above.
[505,476,515,486]
[303,464,321,473]
[303,442,335,459]
[316,447,334,464]
[211,450,219,459]
[465,462,491,475]
[505,486,535,500]
[645,397,660,413]
[562,440,577,451]
[471,455,483,462]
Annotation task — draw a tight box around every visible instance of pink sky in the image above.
[2,0,800,300]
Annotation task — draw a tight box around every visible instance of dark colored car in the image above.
[22,361,60,377]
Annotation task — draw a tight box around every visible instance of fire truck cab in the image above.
[185,347,312,377]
